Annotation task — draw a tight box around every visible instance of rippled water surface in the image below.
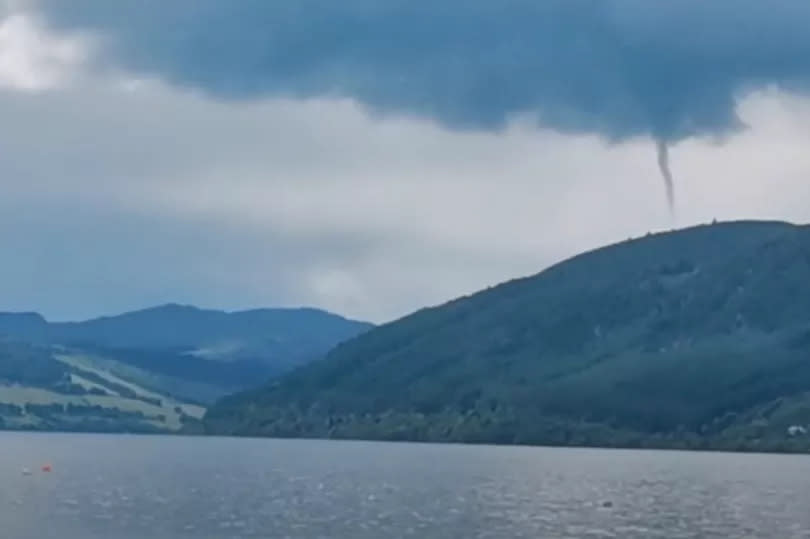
[3,432,810,538]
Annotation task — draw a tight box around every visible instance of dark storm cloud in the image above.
[32,0,810,141]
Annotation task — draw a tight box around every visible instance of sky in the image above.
[1,0,810,323]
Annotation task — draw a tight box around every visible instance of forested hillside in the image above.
[205,221,810,452]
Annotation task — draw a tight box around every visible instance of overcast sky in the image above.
[1,0,810,323]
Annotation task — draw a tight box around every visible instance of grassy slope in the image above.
[60,350,225,405]
[0,349,204,432]
[55,354,205,419]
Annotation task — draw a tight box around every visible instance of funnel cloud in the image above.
[656,140,675,213]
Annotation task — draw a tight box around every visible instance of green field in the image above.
[0,351,205,433]
[55,354,205,419]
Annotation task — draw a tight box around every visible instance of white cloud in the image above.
[0,12,88,91]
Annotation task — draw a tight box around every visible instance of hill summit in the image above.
[205,220,810,452]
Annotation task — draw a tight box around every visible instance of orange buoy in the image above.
[41,464,52,473]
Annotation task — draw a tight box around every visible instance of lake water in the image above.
[2,433,810,538]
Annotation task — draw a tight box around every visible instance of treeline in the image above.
[0,416,168,434]
[0,341,67,387]
[0,401,171,433]
[206,399,810,454]
[6,402,161,420]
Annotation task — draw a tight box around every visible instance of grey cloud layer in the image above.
[34,0,810,141]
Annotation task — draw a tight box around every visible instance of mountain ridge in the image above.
[0,303,371,347]
[0,304,371,365]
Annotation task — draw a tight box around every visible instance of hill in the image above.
[45,304,370,362]
[0,304,371,365]
[204,220,810,452]
[0,305,372,432]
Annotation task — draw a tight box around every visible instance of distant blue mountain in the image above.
[0,304,373,401]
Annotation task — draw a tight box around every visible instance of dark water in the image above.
[3,433,810,538]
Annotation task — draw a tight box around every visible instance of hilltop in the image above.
[205,221,810,452]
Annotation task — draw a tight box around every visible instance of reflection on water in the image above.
[2,432,810,538]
